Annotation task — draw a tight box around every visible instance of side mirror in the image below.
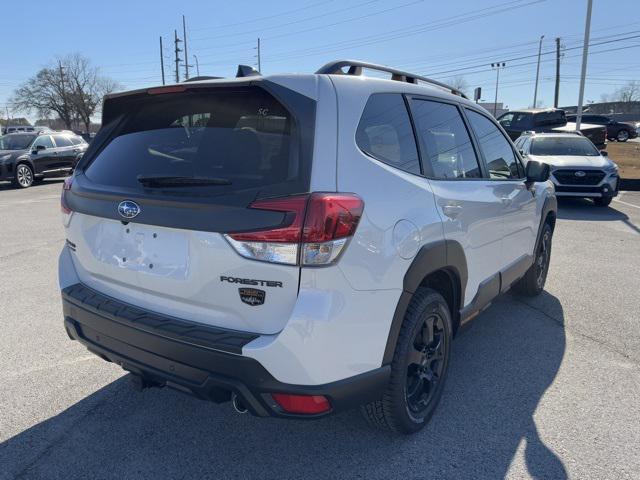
[32,144,46,154]
[518,149,526,156]
[600,150,608,156]
[525,160,550,183]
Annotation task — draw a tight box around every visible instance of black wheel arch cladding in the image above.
[383,240,467,364]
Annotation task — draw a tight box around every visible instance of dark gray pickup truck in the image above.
[497,108,607,149]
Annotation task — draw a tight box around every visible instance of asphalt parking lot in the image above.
[1,181,639,480]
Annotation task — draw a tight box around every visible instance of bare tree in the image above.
[447,76,469,96]
[12,54,119,132]
[12,64,75,129]
[600,81,640,104]
[64,54,120,133]
[615,81,639,103]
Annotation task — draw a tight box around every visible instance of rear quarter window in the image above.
[355,93,420,175]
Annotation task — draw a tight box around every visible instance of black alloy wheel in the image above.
[405,313,448,419]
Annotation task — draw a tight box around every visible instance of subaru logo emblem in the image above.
[118,200,140,219]
[574,171,586,178]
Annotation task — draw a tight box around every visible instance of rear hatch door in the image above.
[64,82,316,335]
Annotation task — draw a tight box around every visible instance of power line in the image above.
[189,0,334,32]
[261,0,546,62]
[190,0,380,42]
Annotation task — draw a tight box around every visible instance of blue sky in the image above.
[1,0,639,122]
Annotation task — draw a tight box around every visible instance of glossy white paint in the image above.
[66,213,301,335]
[427,179,505,304]
[243,265,401,384]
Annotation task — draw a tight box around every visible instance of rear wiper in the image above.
[137,175,232,187]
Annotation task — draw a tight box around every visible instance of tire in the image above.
[361,288,452,434]
[514,222,552,297]
[13,163,34,188]
[617,129,629,142]
[594,196,612,207]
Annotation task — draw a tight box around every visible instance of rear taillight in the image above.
[225,193,364,266]
[272,393,331,415]
[61,177,73,226]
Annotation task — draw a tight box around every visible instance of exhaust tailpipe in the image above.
[231,392,248,414]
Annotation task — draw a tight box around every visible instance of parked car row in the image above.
[564,114,638,143]
[0,131,88,188]
[497,108,607,148]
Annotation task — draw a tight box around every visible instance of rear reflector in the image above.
[272,393,331,415]
[61,177,73,225]
[225,193,363,266]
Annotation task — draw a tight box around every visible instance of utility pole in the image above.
[159,36,166,85]
[182,15,189,80]
[533,35,544,108]
[193,54,200,77]
[575,0,593,132]
[490,62,506,117]
[257,38,261,72]
[174,29,182,83]
[58,60,71,129]
[554,37,561,108]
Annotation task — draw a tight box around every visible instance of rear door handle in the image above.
[442,204,463,219]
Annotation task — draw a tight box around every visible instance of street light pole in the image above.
[193,54,200,77]
[533,35,544,108]
[491,62,506,117]
[575,0,593,132]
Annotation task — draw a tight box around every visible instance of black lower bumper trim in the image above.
[62,284,389,418]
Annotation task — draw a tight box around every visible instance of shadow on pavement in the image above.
[557,197,639,234]
[0,293,567,480]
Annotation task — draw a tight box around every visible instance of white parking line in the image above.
[614,192,640,209]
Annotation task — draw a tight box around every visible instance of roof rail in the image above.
[315,60,468,99]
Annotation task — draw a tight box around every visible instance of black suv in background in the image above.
[565,114,638,142]
[0,132,88,188]
[497,108,607,148]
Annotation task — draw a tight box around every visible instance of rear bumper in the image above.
[62,283,389,418]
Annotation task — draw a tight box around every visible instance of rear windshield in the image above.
[533,111,565,126]
[84,87,308,197]
[0,134,35,150]
[530,137,599,156]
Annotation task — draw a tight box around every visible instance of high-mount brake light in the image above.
[147,86,187,95]
[224,193,364,266]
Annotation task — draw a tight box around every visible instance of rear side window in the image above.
[84,87,308,196]
[356,94,420,175]
[32,135,54,149]
[466,110,522,179]
[53,135,73,147]
[410,99,481,179]
[69,136,85,145]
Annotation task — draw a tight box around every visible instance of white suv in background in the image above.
[59,61,556,434]
[515,131,619,206]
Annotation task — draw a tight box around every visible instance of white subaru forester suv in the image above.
[59,61,557,434]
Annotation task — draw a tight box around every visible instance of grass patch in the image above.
[607,141,640,179]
